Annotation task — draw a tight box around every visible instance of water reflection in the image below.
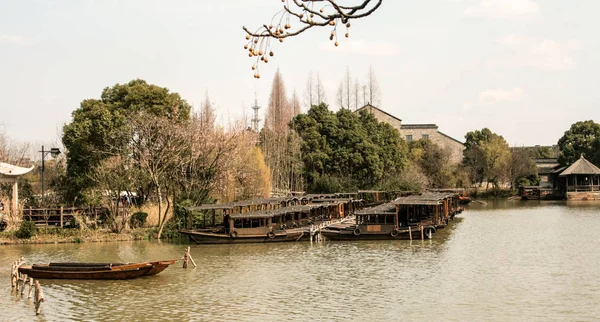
[2,202,600,321]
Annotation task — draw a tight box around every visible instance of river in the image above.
[2,200,600,321]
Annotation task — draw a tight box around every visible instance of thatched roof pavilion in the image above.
[558,156,600,192]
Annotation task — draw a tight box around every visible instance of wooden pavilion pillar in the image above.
[12,179,18,218]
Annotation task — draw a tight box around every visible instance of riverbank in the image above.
[0,227,164,245]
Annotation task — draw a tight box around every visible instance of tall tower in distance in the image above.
[251,93,261,132]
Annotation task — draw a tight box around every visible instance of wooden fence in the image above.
[23,206,108,228]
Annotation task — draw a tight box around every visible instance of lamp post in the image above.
[39,146,61,207]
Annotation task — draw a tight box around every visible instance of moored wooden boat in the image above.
[180,201,352,244]
[18,260,176,280]
[180,227,307,244]
[321,202,437,241]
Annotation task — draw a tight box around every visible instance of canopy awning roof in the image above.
[559,156,600,176]
[393,192,457,206]
[356,202,396,215]
[0,162,34,178]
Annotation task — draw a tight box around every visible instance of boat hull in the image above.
[19,264,153,280]
[18,261,176,280]
[321,228,433,241]
[180,229,308,244]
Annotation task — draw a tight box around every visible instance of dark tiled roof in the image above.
[401,124,438,129]
[559,156,600,176]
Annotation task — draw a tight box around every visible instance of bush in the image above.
[129,212,148,229]
[16,220,37,239]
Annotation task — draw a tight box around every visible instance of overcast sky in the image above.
[1,0,599,151]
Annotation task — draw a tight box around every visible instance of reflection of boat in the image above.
[18,260,176,280]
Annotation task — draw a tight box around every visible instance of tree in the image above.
[242,0,383,74]
[557,120,600,166]
[291,103,408,191]
[509,149,538,190]
[366,65,380,106]
[264,70,291,133]
[315,72,327,105]
[261,70,303,193]
[61,79,191,203]
[529,146,555,159]
[336,83,344,109]
[199,90,216,129]
[130,113,190,239]
[353,78,361,111]
[290,90,301,117]
[303,72,315,109]
[409,140,456,188]
[89,155,135,233]
[463,128,511,191]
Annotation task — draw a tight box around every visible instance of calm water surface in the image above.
[2,200,600,321]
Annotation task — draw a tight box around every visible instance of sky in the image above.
[1,0,599,153]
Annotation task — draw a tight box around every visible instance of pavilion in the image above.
[558,156,600,200]
[0,162,34,218]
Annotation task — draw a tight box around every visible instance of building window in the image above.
[406,135,413,142]
[422,134,429,140]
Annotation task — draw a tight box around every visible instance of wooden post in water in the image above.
[182,246,197,268]
[11,262,17,288]
[420,225,424,240]
[28,277,34,299]
[20,274,28,296]
[408,226,412,241]
[34,280,44,315]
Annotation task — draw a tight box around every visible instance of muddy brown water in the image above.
[2,200,600,321]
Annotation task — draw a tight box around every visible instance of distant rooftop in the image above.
[559,156,600,176]
[400,124,438,130]
[355,104,402,123]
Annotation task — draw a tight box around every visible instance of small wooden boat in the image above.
[18,260,177,280]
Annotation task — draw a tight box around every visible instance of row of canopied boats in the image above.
[179,190,466,244]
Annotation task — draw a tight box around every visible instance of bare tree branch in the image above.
[242,0,383,77]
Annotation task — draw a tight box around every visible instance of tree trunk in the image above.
[156,184,163,227]
[156,194,171,239]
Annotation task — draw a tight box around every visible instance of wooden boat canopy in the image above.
[187,196,313,212]
[355,203,396,215]
[393,192,458,205]
[228,203,340,219]
[188,204,235,211]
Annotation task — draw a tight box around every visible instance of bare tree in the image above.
[336,83,344,109]
[264,69,291,133]
[243,0,383,75]
[291,90,301,116]
[344,66,352,110]
[366,65,381,106]
[130,114,189,239]
[89,155,134,233]
[200,90,216,129]
[303,71,315,108]
[353,78,361,110]
[315,72,327,105]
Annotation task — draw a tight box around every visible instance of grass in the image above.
[0,227,160,245]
